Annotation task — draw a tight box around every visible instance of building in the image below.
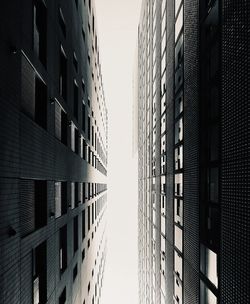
[136,0,249,303]
[0,0,108,303]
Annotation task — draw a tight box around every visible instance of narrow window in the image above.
[59,225,67,273]
[74,81,78,119]
[82,209,85,240]
[35,180,47,229]
[33,0,47,66]
[59,288,66,304]
[73,264,78,281]
[73,216,78,253]
[59,8,66,38]
[59,46,67,100]
[33,242,47,304]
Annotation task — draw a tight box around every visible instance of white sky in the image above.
[95,1,142,303]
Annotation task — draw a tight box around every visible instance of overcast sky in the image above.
[95,1,142,303]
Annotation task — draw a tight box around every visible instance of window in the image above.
[73,52,78,72]
[61,110,68,145]
[33,242,47,304]
[73,264,78,281]
[71,183,75,209]
[21,55,47,129]
[82,210,86,240]
[75,128,79,154]
[88,116,91,140]
[175,173,183,197]
[175,5,183,42]
[60,225,67,273]
[175,90,183,118]
[82,102,86,132]
[59,8,66,38]
[35,76,47,129]
[88,206,91,230]
[175,145,183,170]
[33,0,47,66]
[174,225,183,252]
[34,180,47,229]
[73,216,78,253]
[59,46,67,100]
[200,281,217,304]
[174,198,183,226]
[175,118,183,144]
[61,182,68,215]
[82,249,85,261]
[92,203,94,224]
[174,250,183,280]
[200,244,218,287]
[74,81,78,119]
[59,288,66,304]
[55,182,62,218]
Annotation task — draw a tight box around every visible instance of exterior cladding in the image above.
[0,1,107,304]
[221,0,250,303]
[183,0,200,304]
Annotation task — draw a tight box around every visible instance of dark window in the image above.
[92,203,94,224]
[82,140,86,160]
[82,249,85,261]
[35,76,47,129]
[33,242,47,304]
[59,225,67,273]
[88,206,91,231]
[73,216,78,253]
[88,0,91,11]
[59,46,67,101]
[92,126,94,146]
[75,182,79,206]
[35,180,47,229]
[92,15,95,34]
[82,103,86,132]
[21,56,47,130]
[59,8,66,38]
[75,128,79,154]
[73,53,78,72]
[33,0,47,66]
[73,264,78,281]
[61,182,68,215]
[61,111,68,146]
[82,28,86,42]
[59,288,66,304]
[88,116,91,140]
[75,0,78,8]
[74,81,78,119]
[82,210,85,240]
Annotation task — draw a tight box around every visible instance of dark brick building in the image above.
[136,0,249,303]
[0,1,108,303]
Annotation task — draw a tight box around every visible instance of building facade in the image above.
[136,0,249,303]
[0,1,108,304]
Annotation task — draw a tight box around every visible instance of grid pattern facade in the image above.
[137,0,249,304]
[0,1,107,304]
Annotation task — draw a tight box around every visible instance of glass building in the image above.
[136,0,249,303]
[0,1,107,304]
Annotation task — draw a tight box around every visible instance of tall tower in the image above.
[136,0,249,303]
[0,1,108,303]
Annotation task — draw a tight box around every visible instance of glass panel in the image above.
[174,250,183,280]
[174,225,183,252]
[175,173,183,197]
[175,5,183,41]
[174,198,183,226]
[200,244,218,287]
[200,280,217,304]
